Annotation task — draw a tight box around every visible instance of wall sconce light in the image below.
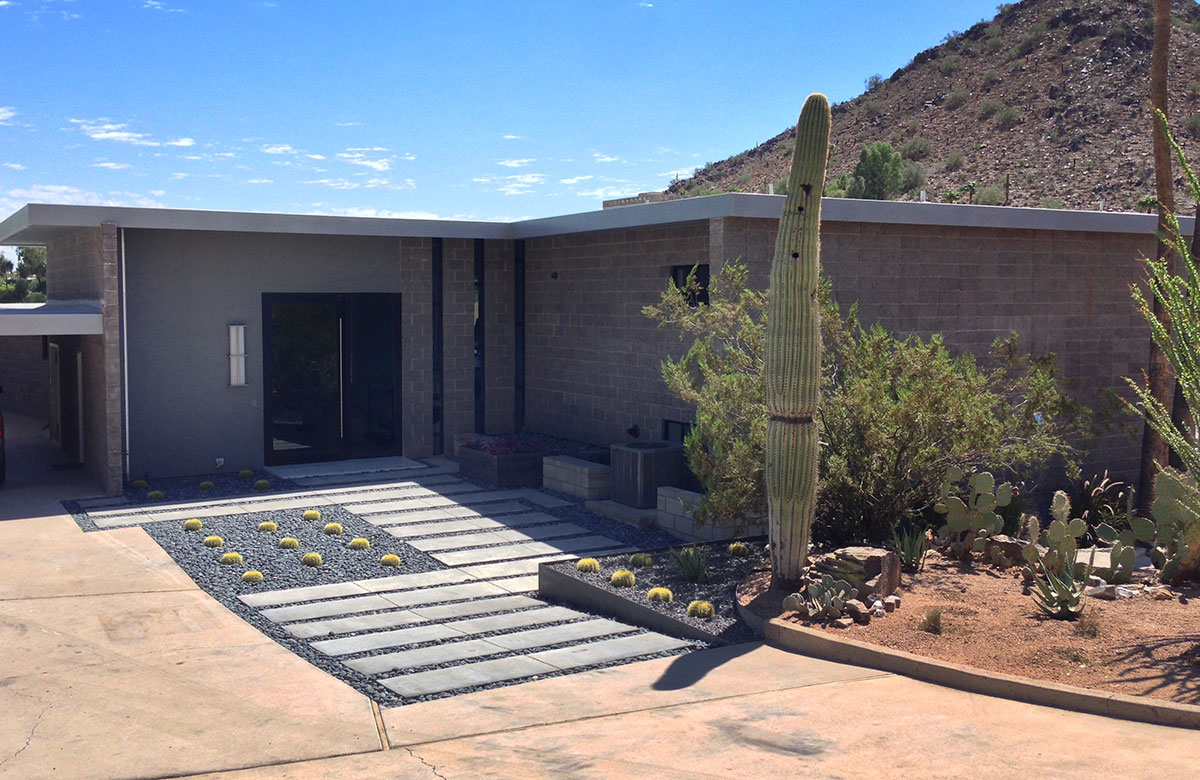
[228,324,246,386]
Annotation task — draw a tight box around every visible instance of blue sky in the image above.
[0,0,1003,223]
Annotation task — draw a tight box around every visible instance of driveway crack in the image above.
[0,703,49,771]
[405,746,448,780]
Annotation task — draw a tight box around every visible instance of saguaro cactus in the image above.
[766,93,831,587]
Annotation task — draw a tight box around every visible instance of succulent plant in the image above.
[783,574,858,621]
[303,509,322,522]
[629,552,654,568]
[131,479,149,490]
[1029,546,1089,619]
[301,552,322,567]
[220,551,243,565]
[1021,491,1088,576]
[238,469,254,480]
[892,525,929,573]
[348,537,370,550]
[610,569,636,587]
[203,535,224,548]
[669,545,709,583]
[146,490,165,501]
[935,468,1011,561]
[576,558,601,573]
[1147,467,1200,583]
[765,92,831,585]
[199,481,214,490]
[323,522,344,535]
[379,553,402,567]
[726,542,750,557]
[183,518,203,531]
[687,600,716,619]
[241,570,264,583]
[646,587,674,603]
[257,521,278,533]
[278,537,300,549]
[254,479,270,491]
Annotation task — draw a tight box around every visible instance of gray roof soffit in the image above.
[1,195,1192,246]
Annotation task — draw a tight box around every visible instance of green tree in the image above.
[0,251,12,278]
[847,141,903,200]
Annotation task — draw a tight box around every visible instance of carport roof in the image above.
[0,300,103,336]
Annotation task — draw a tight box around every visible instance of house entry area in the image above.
[262,293,402,466]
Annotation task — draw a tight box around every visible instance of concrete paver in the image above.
[379,655,558,698]
[238,580,369,608]
[311,623,465,657]
[484,618,637,651]
[407,594,542,621]
[345,638,504,675]
[406,521,588,552]
[378,580,507,608]
[432,535,622,566]
[530,632,693,670]
[260,594,398,624]
[284,608,426,639]
[352,568,474,593]
[442,605,586,635]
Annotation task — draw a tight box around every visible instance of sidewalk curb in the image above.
[764,618,1200,730]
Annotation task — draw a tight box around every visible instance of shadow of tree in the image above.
[1105,634,1200,705]
[651,642,760,691]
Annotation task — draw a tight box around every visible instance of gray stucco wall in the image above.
[122,229,437,479]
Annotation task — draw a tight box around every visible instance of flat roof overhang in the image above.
[0,300,104,336]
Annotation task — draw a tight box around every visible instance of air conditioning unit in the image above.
[610,441,686,508]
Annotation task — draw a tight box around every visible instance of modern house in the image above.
[0,195,1174,494]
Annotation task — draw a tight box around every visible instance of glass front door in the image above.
[263,293,401,465]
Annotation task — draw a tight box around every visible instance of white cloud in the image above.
[165,137,195,147]
[560,174,594,185]
[3,162,26,170]
[401,153,416,161]
[639,2,654,7]
[334,121,361,127]
[0,107,14,124]
[337,148,392,172]
[262,143,297,154]
[0,2,13,8]
[303,178,360,190]
[508,173,544,184]
[306,153,326,160]
[245,178,273,184]
[70,118,160,146]
[498,158,534,168]
[592,152,620,163]
[0,184,165,214]
[149,190,165,196]
[143,1,184,12]
[578,185,641,199]
[308,205,442,220]
[502,134,523,140]
[92,161,132,170]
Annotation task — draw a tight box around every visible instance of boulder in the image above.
[833,616,854,629]
[813,547,900,600]
[984,534,1029,564]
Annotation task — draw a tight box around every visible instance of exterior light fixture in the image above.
[228,324,247,386]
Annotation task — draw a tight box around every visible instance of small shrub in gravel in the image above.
[199,481,215,490]
[279,537,299,549]
[610,570,636,587]
[919,608,944,634]
[348,537,370,550]
[301,552,323,567]
[147,490,165,501]
[303,509,322,522]
[324,522,344,535]
[687,600,715,619]
[647,587,674,603]
[238,470,254,480]
[257,521,278,532]
[241,570,264,583]
[220,552,243,565]
[203,535,224,548]
[183,519,203,531]
[254,479,270,491]
[380,553,402,567]
[629,553,653,568]
[577,558,601,573]
[131,479,148,490]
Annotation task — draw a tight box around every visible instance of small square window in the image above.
[663,419,693,443]
[670,264,710,306]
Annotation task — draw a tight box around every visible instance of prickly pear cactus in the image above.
[765,93,831,587]
[1022,491,1088,576]
[935,468,1012,561]
[782,574,858,621]
[1150,467,1200,583]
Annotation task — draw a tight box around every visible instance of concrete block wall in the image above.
[483,239,516,435]
[523,221,707,446]
[542,454,610,500]
[0,336,49,419]
[656,486,763,542]
[399,236,434,458]
[441,239,477,454]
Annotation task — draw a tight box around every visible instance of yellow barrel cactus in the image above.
[241,570,264,583]
[203,535,224,548]
[220,552,243,565]
[687,600,715,619]
[303,509,322,522]
[647,587,674,603]
[323,522,344,535]
[380,554,402,567]
[629,553,653,568]
[576,558,601,573]
[301,552,322,567]
[254,479,270,491]
[199,481,215,490]
[278,537,300,549]
[610,570,636,587]
[238,469,253,480]
[348,537,370,550]
[727,542,751,557]
[183,519,203,531]
[257,521,278,532]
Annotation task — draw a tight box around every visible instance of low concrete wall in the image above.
[0,336,49,420]
[542,454,610,500]
[657,486,765,542]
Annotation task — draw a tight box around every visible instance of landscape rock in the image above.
[1086,584,1137,601]
[984,535,1028,564]
[812,547,900,600]
[833,616,854,629]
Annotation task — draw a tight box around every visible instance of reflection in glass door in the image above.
[263,293,401,465]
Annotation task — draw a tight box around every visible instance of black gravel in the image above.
[548,540,770,645]
[124,468,300,504]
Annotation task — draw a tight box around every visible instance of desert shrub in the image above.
[348,537,370,550]
[576,558,601,573]
[824,172,851,198]
[1008,23,1047,59]
[863,99,884,119]
[1189,81,1200,98]
[945,150,966,171]
[241,570,264,583]
[986,23,1003,39]
[918,608,943,634]
[975,185,1004,205]
[687,600,715,619]
[380,553,402,567]
[647,587,674,603]
[982,69,1000,88]
[938,53,962,76]
[995,106,1022,130]
[900,160,927,193]
[1039,196,1065,210]
[899,137,933,160]
[943,190,960,202]
[183,519,203,531]
[1137,194,1158,213]
[943,90,969,110]
[610,570,636,587]
[979,98,1005,119]
[645,259,1088,544]
[848,141,903,200]
[1183,112,1200,139]
[865,73,884,92]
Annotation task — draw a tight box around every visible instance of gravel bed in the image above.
[549,540,770,644]
[126,468,299,504]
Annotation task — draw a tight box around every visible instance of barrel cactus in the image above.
[183,519,203,531]
[379,553,402,567]
[203,535,224,548]
[257,521,278,533]
[241,570,264,583]
[254,479,270,491]
[576,558,601,573]
[131,479,148,490]
[629,553,654,568]
[301,552,322,567]
[646,587,674,603]
[348,537,370,550]
[238,469,254,480]
[220,551,243,565]
[278,537,300,549]
[323,522,343,535]
[199,481,215,491]
[146,490,165,501]
[303,509,322,522]
[727,542,750,557]
[687,600,715,619]
[610,570,636,587]
[765,93,831,586]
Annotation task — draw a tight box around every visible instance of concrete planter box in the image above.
[458,446,546,488]
[657,486,767,542]
[542,455,611,500]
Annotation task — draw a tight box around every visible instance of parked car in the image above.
[0,384,6,485]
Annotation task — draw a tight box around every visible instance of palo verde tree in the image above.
[765,93,831,586]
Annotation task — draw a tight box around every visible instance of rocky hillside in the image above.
[664,0,1200,212]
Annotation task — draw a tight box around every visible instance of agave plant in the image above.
[892,525,928,573]
[1030,547,1091,620]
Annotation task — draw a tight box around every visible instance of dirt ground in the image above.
[739,551,1200,706]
